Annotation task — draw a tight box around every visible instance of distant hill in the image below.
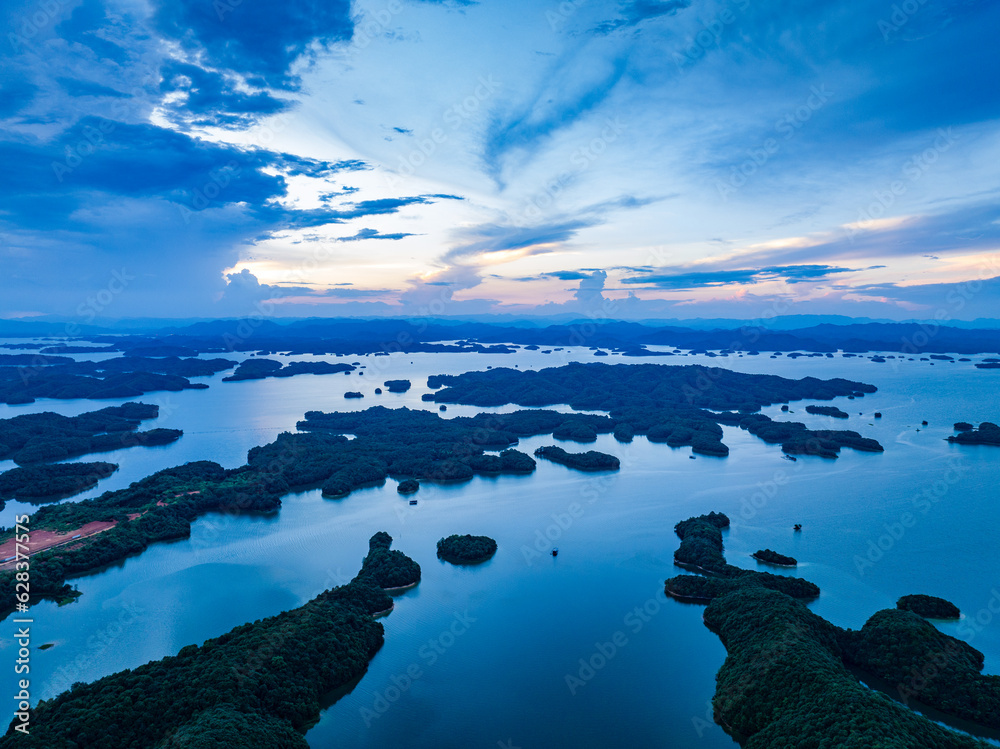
[2,317,999,355]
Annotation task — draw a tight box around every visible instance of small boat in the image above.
[793,524,802,532]
[783,454,797,462]
[408,500,417,506]
[551,548,559,557]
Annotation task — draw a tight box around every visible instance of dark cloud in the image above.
[158,62,288,129]
[334,228,416,242]
[221,270,394,309]
[595,0,692,34]
[623,264,856,289]
[324,195,462,222]
[151,0,353,90]
[54,0,131,64]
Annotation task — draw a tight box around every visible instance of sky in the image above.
[1,0,999,322]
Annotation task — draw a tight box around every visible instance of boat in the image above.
[409,499,418,506]
[551,548,558,557]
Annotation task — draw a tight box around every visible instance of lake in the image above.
[1,344,998,747]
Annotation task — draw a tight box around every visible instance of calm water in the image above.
[1,343,998,748]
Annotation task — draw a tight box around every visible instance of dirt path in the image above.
[0,521,118,570]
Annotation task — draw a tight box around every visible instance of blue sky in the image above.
[1,0,998,321]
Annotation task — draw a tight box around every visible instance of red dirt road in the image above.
[0,521,118,570]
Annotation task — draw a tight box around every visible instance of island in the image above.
[752,548,797,566]
[0,357,234,404]
[437,534,498,564]
[0,533,416,749]
[423,362,882,458]
[384,379,411,393]
[222,359,354,381]
[955,421,974,431]
[396,478,419,494]
[0,462,118,505]
[896,593,961,619]
[344,391,364,399]
[947,422,1000,446]
[666,513,818,600]
[362,531,421,590]
[533,445,620,471]
[663,511,1000,746]
[805,404,849,418]
[0,403,181,465]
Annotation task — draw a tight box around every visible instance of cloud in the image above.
[219,269,396,311]
[595,0,692,34]
[573,270,608,304]
[158,62,289,129]
[622,264,857,289]
[334,228,416,242]
[481,52,631,182]
[443,218,594,264]
[151,0,354,90]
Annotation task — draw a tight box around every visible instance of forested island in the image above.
[751,548,797,566]
[0,403,181,464]
[0,532,417,749]
[664,512,1000,746]
[397,478,419,494]
[533,445,620,471]
[666,513,818,600]
[361,531,421,590]
[437,534,498,564]
[896,593,961,619]
[222,359,354,381]
[805,404,849,418]
[947,422,1000,446]
[383,379,411,392]
[0,356,234,404]
[424,363,882,458]
[0,462,117,505]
